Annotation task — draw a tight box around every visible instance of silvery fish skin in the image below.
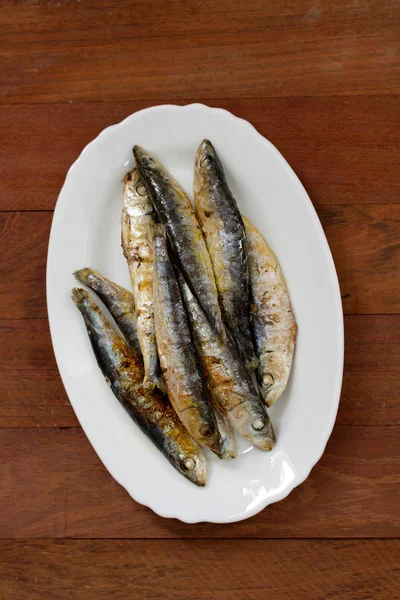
[179,276,275,451]
[194,140,257,371]
[133,145,223,337]
[121,168,163,391]
[74,267,142,361]
[72,287,207,486]
[153,226,224,457]
[244,216,298,407]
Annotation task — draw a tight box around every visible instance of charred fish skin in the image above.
[244,216,298,407]
[179,275,275,451]
[133,145,223,337]
[74,267,142,361]
[121,168,163,391]
[194,139,257,371]
[71,287,207,486]
[153,226,224,457]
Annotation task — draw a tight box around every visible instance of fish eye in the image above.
[200,424,213,438]
[200,154,211,168]
[252,418,266,431]
[136,183,147,197]
[263,374,274,388]
[181,457,196,472]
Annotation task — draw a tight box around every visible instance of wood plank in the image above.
[1,208,398,319]
[0,426,398,538]
[1,97,399,211]
[338,316,400,426]
[0,539,399,600]
[0,212,51,319]
[0,370,76,428]
[2,0,398,40]
[1,0,399,103]
[319,205,400,314]
[0,316,398,427]
[0,318,77,427]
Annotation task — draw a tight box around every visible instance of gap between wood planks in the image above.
[0,426,399,538]
[3,96,400,106]
[0,536,399,540]
[1,208,400,317]
[0,315,399,427]
[1,97,400,210]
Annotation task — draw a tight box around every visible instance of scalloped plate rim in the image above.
[46,103,344,524]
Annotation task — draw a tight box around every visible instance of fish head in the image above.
[182,406,225,458]
[215,417,236,459]
[264,378,287,408]
[228,401,276,451]
[177,447,207,487]
[133,146,175,209]
[259,355,290,407]
[133,146,165,180]
[194,139,224,191]
[123,167,151,209]
[124,167,141,187]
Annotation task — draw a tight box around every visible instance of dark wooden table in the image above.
[1,1,399,598]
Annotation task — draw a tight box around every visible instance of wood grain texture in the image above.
[339,315,400,426]
[0,319,76,427]
[0,539,399,600]
[0,212,51,319]
[320,205,400,314]
[0,0,398,590]
[0,97,399,211]
[1,0,399,103]
[1,208,398,319]
[0,426,399,538]
[0,316,398,428]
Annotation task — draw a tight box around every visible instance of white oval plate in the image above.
[47,103,343,523]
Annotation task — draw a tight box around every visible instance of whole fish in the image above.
[72,287,207,486]
[121,168,163,391]
[74,267,142,361]
[244,217,297,406]
[153,226,224,457]
[133,145,223,337]
[194,139,257,371]
[179,275,275,451]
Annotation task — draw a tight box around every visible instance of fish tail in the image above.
[73,267,95,287]
[71,286,90,307]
